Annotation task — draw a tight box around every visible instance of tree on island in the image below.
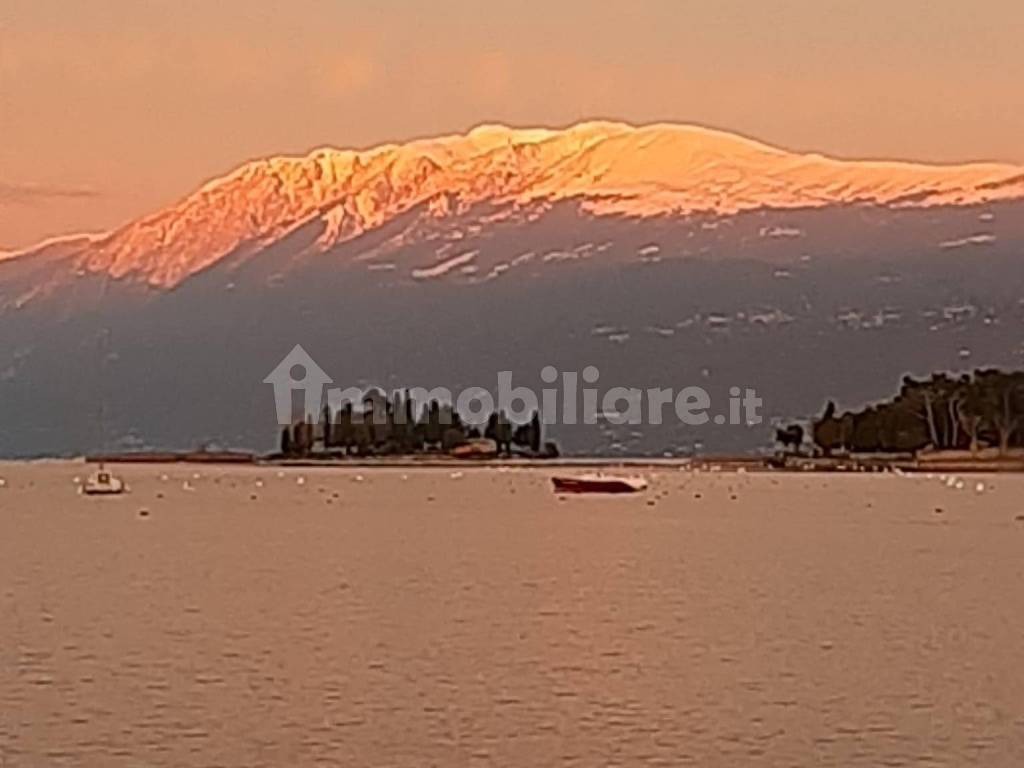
[956,376,988,453]
[975,369,1024,453]
[321,404,332,449]
[291,418,314,457]
[512,410,544,454]
[485,410,513,455]
[812,401,846,457]
[775,424,804,454]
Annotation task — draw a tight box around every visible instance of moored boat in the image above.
[82,466,126,495]
[551,473,648,494]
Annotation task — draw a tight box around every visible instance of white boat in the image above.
[551,473,648,494]
[83,466,126,495]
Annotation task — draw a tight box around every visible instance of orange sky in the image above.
[1,0,1022,248]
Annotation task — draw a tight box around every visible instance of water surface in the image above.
[2,464,1023,766]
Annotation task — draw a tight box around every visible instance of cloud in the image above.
[0,182,101,206]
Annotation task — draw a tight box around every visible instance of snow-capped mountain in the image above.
[7,122,1023,290]
[1,122,1023,457]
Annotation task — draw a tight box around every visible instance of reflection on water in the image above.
[2,464,1023,766]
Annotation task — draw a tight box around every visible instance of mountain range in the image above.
[2,121,1023,456]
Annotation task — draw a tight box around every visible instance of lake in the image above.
[2,463,1023,766]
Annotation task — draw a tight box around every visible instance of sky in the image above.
[1,0,1022,248]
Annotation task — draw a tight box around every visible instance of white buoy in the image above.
[954,480,965,490]
[182,481,195,492]
[276,471,285,479]
[975,482,986,493]
[450,471,464,480]
[296,476,306,486]
[255,479,264,488]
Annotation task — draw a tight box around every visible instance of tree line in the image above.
[809,368,1024,456]
[279,388,552,458]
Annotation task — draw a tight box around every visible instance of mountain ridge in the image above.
[6,121,1024,290]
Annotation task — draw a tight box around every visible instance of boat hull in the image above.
[83,489,124,496]
[551,476,645,494]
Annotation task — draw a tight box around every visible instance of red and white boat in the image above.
[551,473,648,494]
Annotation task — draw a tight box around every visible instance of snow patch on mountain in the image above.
[760,226,803,238]
[939,233,997,249]
[411,250,479,280]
